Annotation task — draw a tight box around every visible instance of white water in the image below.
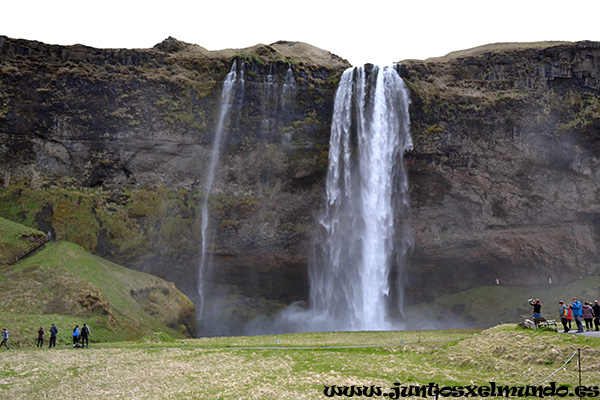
[262,62,296,134]
[282,62,296,103]
[262,63,278,133]
[197,61,239,319]
[280,65,413,332]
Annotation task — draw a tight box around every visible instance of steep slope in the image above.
[0,218,197,345]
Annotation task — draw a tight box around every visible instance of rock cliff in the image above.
[0,35,349,334]
[401,41,600,298]
[2,36,600,333]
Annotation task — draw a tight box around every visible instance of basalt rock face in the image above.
[2,36,600,332]
[0,35,349,334]
[400,41,600,299]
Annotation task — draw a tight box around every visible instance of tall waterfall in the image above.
[198,60,239,319]
[309,65,413,331]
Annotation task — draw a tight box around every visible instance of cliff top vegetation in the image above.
[153,36,350,68]
[422,41,573,62]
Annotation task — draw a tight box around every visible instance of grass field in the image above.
[0,325,598,399]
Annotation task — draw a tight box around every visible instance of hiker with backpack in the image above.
[80,323,90,348]
[559,301,571,333]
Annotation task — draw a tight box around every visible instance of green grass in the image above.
[0,217,45,264]
[0,184,204,260]
[0,239,196,345]
[0,325,598,399]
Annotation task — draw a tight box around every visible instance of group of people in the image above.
[36,324,59,348]
[0,323,90,350]
[529,297,600,333]
[72,323,91,348]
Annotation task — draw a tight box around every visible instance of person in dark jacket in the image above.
[528,298,543,325]
[593,300,600,332]
[49,324,58,348]
[80,323,90,348]
[37,326,44,348]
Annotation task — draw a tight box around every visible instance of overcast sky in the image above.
[3,0,599,66]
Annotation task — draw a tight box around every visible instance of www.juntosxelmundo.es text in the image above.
[323,382,599,398]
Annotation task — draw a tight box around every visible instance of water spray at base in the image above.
[261,65,414,333]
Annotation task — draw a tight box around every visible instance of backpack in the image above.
[564,308,572,318]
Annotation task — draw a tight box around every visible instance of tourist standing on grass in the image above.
[72,325,80,348]
[1,328,9,349]
[49,324,58,348]
[37,326,44,348]
[582,301,595,332]
[593,300,600,331]
[80,323,90,348]
[570,297,584,333]
[559,301,570,333]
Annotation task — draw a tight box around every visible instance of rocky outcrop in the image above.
[2,36,600,332]
[400,41,600,297]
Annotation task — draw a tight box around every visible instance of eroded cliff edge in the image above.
[1,37,599,332]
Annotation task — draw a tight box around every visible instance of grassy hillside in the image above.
[0,217,46,265]
[0,218,197,346]
[1,325,598,398]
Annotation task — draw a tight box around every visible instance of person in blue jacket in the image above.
[570,297,584,333]
[72,325,80,348]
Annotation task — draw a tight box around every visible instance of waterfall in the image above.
[281,62,296,104]
[262,63,277,133]
[309,65,413,331]
[198,60,239,319]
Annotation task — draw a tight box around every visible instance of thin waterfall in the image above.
[309,65,413,331]
[262,63,277,133]
[281,62,296,104]
[198,60,239,319]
